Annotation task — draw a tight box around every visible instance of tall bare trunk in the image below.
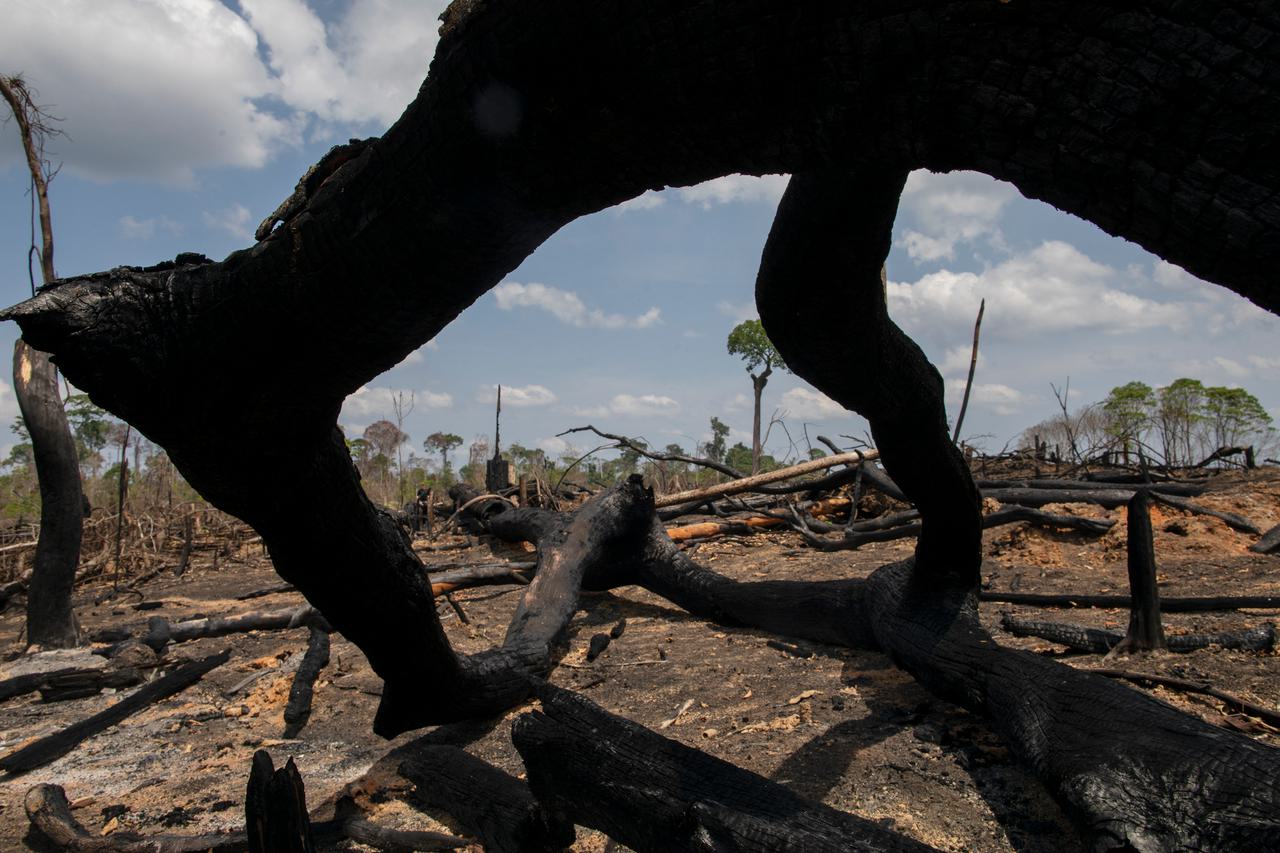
[750,366,771,474]
[1,76,82,647]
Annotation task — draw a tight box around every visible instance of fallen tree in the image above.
[4,1,1280,849]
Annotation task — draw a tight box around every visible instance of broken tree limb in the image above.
[1112,490,1167,654]
[0,649,231,775]
[513,681,937,853]
[37,667,145,702]
[328,796,469,851]
[652,450,878,508]
[283,627,330,738]
[1000,615,1276,655]
[976,478,1207,497]
[979,591,1280,612]
[1252,522,1280,554]
[399,744,574,853]
[665,497,851,542]
[793,504,1114,552]
[25,783,247,853]
[1088,669,1280,729]
[1150,491,1260,534]
[138,605,329,653]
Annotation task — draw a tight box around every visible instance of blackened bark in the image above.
[283,627,330,738]
[1113,490,1166,654]
[513,682,937,853]
[399,744,574,853]
[980,591,1280,611]
[246,751,315,853]
[1000,614,1275,654]
[15,341,82,648]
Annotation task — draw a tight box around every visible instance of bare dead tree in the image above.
[0,74,82,647]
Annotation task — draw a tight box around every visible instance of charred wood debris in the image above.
[0,435,1276,851]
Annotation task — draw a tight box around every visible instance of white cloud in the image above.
[945,379,1027,417]
[202,204,254,240]
[1248,354,1280,372]
[615,190,665,213]
[899,170,1016,263]
[717,300,757,323]
[117,215,182,240]
[889,241,1193,337]
[677,174,789,209]
[778,388,846,420]
[342,385,451,420]
[1213,356,1250,378]
[573,394,681,418]
[0,380,18,433]
[537,436,569,455]
[724,393,751,413]
[939,345,983,377]
[477,385,557,407]
[494,282,661,329]
[0,0,443,185]
[398,339,439,365]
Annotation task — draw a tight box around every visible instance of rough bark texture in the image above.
[1112,490,1167,654]
[14,341,82,648]
[2,2,1280,849]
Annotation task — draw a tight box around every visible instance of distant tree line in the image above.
[1020,378,1274,467]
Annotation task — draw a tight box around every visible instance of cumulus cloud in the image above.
[342,385,451,420]
[494,282,661,329]
[779,388,846,420]
[615,190,665,213]
[889,241,1193,336]
[201,204,254,240]
[717,300,757,323]
[0,0,443,184]
[899,170,1016,263]
[118,214,182,240]
[573,394,681,418]
[677,174,789,209]
[538,436,569,455]
[477,385,557,407]
[944,379,1027,417]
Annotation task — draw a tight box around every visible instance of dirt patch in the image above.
[0,470,1276,851]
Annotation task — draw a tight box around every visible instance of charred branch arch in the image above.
[2,2,1279,849]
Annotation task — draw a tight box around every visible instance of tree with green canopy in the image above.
[726,319,788,473]
[425,432,464,483]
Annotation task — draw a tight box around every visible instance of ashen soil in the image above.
[0,468,1276,851]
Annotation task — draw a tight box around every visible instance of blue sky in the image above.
[1,0,1277,470]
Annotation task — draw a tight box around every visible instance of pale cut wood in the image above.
[654,450,878,508]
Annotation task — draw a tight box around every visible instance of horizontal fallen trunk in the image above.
[980,591,1280,612]
[1249,522,1280,554]
[999,614,1276,654]
[666,497,850,541]
[513,681,937,853]
[653,450,878,508]
[399,744,573,853]
[976,478,1206,497]
[1150,491,1259,534]
[0,650,231,775]
[138,605,328,653]
[36,667,145,702]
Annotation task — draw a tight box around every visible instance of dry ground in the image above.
[0,469,1276,851]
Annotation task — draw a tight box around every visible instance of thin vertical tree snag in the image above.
[1,75,83,648]
[951,297,985,444]
[1111,490,1167,655]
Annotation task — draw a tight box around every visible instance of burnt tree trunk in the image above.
[2,2,1280,849]
[1112,490,1167,654]
[1,75,83,649]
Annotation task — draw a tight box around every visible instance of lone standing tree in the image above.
[726,319,787,473]
[425,432,463,483]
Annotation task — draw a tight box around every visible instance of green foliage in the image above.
[1102,381,1155,447]
[707,417,729,463]
[726,319,787,375]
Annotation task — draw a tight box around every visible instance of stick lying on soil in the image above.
[980,592,1280,611]
[283,627,330,739]
[1089,669,1280,729]
[132,605,330,653]
[0,649,231,775]
[1000,615,1276,655]
[653,449,879,508]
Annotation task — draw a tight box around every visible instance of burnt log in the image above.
[979,591,1280,612]
[513,681,937,853]
[25,783,246,853]
[1249,522,1280,554]
[282,627,330,739]
[0,650,230,775]
[1000,615,1276,655]
[399,744,573,853]
[137,605,329,653]
[1150,491,1260,535]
